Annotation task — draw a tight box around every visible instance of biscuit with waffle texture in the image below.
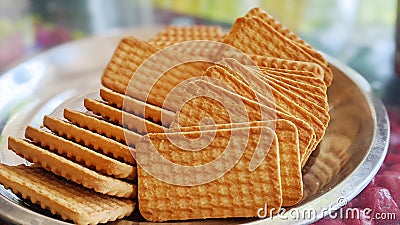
[0,164,135,225]
[218,52,325,83]
[261,67,327,92]
[171,80,315,165]
[261,73,328,110]
[99,88,175,127]
[197,62,322,164]
[149,25,226,48]
[84,98,164,134]
[25,125,136,180]
[63,108,142,146]
[7,137,137,198]
[137,126,281,221]
[223,17,332,86]
[171,119,302,206]
[245,7,327,66]
[101,36,209,109]
[43,115,135,165]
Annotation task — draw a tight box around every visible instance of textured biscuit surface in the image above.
[64,108,129,143]
[7,137,137,198]
[0,164,135,225]
[223,16,332,86]
[265,75,328,112]
[253,73,328,157]
[101,36,209,109]
[137,126,281,221]
[200,65,328,164]
[201,64,273,108]
[261,67,327,92]
[245,7,327,65]
[25,125,136,180]
[99,88,175,127]
[84,98,165,134]
[172,80,315,164]
[149,25,226,48]
[43,115,135,164]
[172,119,302,206]
[222,53,325,79]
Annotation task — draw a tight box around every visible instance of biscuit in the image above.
[261,67,327,92]
[25,125,136,180]
[154,40,227,61]
[219,59,328,117]
[101,37,160,95]
[223,17,332,86]
[200,62,290,121]
[101,36,208,109]
[244,7,328,66]
[256,71,330,127]
[251,77,327,161]
[223,53,325,79]
[149,25,226,48]
[211,59,279,110]
[214,57,325,113]
[99,88,175,127]
[63,108,138,145]
[43,115,135,165]
[171,80,315,165]
[0,164,135,225]
[201,64,268,105]
[261,74,328,111]
[201,61,325,164]
[171,119,302,206]
[220,60,328,157]
[137,126,281,221]
[7,137,137,198]
[84,98,164,134]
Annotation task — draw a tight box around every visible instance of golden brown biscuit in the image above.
[101,36,208,109]
[63,108,142,145]
[43,115,135,165]
[137,126,281,221]
[263,75,328,110]
[261,67,327,92]
[8,137,137,198]
[222,53,325,80]
[223,16,332,86]
[25,126,136,180]
[99,88,175,127]
[171,80,315,165]
[244,7,327,66]
[84,98,164,134]
[0,164,135,225]
[149,25,226,48]
[170,119,303,206]
[196,63,324,165]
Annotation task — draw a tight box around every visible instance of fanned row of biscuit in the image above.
[0,7,331,224]
[3,110,138,224]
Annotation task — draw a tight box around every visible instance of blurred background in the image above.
[0,0,399,104]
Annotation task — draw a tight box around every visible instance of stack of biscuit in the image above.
[0,7,331,224]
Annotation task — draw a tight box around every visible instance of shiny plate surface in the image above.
[0,33,389,224]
